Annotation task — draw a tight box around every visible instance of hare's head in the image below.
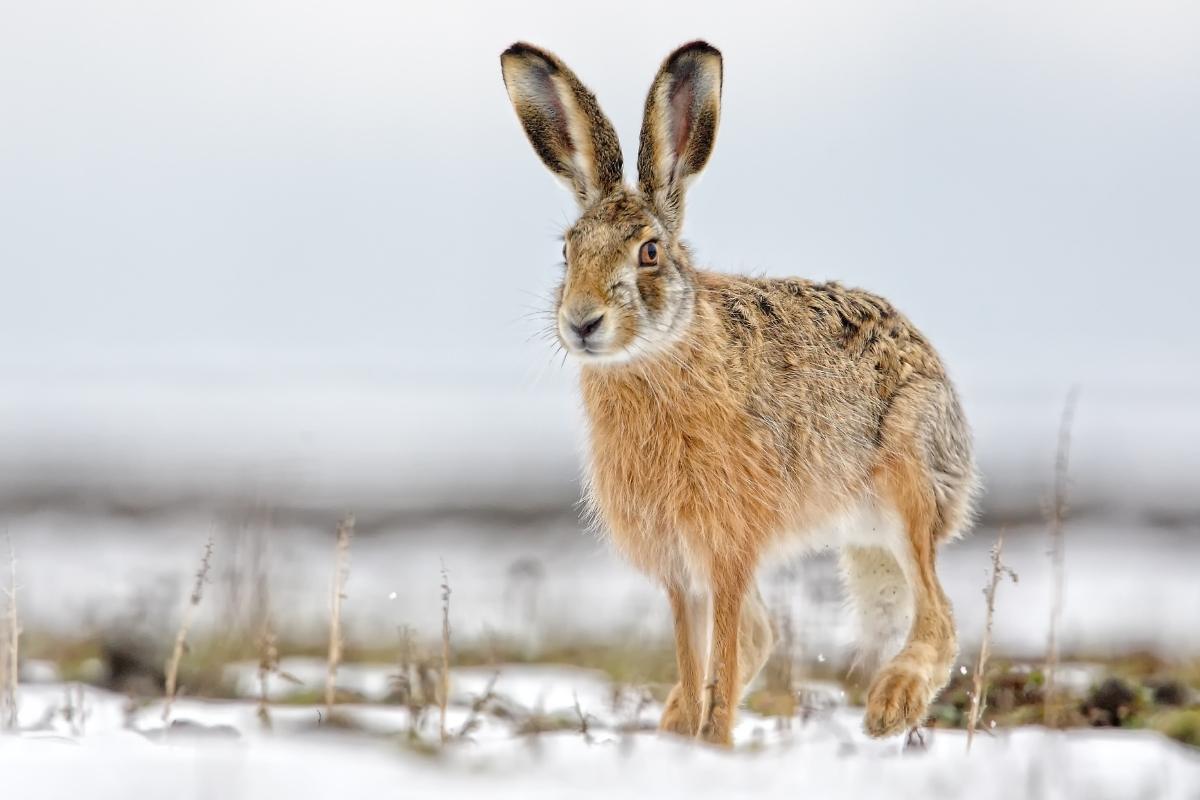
[501,42,723,363]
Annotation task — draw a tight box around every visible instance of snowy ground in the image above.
[8,508,1200,659]
[6,452,1198,798]
[4,665,1198,800]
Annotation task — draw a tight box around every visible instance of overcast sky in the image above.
[2,2,1199,510]
[2,0,1197,388]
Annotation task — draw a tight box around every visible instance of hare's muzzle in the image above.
[559,307,611,355]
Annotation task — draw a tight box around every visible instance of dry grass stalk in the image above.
[439,561,452,744]
[256,615,279,728]
[254,621,299,730]
[455,671,499,740]
[393,625,417,720]
[391,625,439,742]
[2,536,19,731]
[395,625,415,697]
[622,687,655,734]
[324,514,355,718]
[967,531,1018,752]
[1044,387,1079,728]
[62,683,88,737]
[162,534,214,724]
[573,690,594,744]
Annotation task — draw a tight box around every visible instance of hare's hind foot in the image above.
[863,656,934,737]
[659,683,701,737]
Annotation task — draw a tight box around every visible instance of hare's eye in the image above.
[638,241,659,268]
[562,242,568,261]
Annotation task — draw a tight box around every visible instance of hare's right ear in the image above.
[637,42,723,231]
[501,43,623,208]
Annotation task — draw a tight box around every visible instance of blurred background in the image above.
[1,0,1198,721]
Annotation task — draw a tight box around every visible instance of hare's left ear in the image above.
[637,41,723,231]
[501,43,624,208]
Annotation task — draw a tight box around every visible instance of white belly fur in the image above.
[774,494,909,561]
[671,494,911,594]
[774,495,915,667]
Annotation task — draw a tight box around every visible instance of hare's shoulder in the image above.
[698,271,945,384]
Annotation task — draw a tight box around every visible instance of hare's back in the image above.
[701,272,976,534]
[701,273,947,395]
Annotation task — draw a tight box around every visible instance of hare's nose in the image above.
[570,313,606,340]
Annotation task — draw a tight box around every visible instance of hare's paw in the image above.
[698,715,733,747]
[658,683,701,737]
[864,662,930,738]
[696,689,734,747]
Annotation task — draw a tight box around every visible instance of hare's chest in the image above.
[582,419,707,580]
[583,397,697,523]
[580,376,783,572]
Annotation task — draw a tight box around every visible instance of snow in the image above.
[2,670,1197,800]
[8,511,1200,660]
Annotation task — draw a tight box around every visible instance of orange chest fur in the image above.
[580,369,784,540]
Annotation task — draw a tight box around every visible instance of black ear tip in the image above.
[501,42,556,68]
[672,40,722,61]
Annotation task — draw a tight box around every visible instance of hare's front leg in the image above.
[660,582,773,741]
[698,568,751,747]
[659,584,706,737]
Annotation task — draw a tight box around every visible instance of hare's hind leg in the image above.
[861,451,958,738]
[840,545,912,676]
[736,585,774,696]
[660,584,707,736]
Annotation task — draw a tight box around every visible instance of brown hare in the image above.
[500,40,978,746]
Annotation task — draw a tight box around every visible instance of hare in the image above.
[500,40,978,745]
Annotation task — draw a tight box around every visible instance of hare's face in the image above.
[556,192,694,363]
[502,41,722,363]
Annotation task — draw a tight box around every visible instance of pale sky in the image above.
[2,1,1198,385]
[1,2,1198,510]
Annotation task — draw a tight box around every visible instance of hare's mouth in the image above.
[573,345,637,366]
[570,342,619,359]
[560,333,614,357]
[560,331,631,363]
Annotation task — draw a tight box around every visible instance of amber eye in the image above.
[638,240,659,267]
